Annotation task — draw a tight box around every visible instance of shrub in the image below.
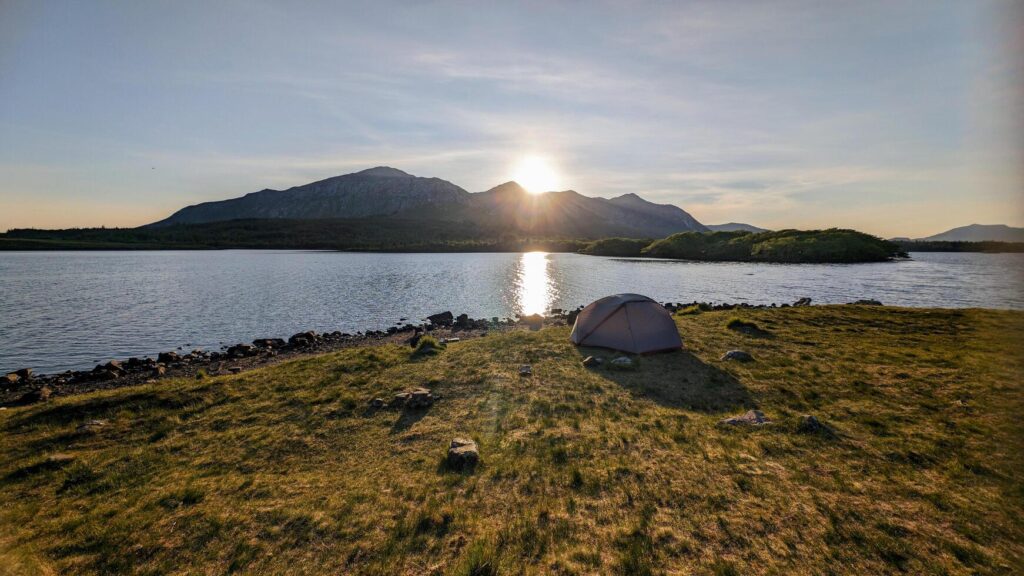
[412,335,445,356]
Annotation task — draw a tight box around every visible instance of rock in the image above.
[4,372,21,385]
[253,338,286,349]
[20,385,52,404]
[158,351,180,364]
[228,367,242,374]
[227,343,258,358]
[519,364,532,377]
[369,397,386,408]
[15,368,32,381]
[721,350,754,362]
[407,387,435,409]
[77,419,107,433]
[719,410,771,426]
[96,369,120,381]
[850,299,883,306]
[447,438,479,470]
[153,365,167,376]
[796,414,835,436]
[407,331,423,348]
[454,313,470,328]
[582,356,603,367]
[390,392,412,408]
[427,311,454,327]
[288,331,319,347]
[610,356,634,368]
[566,309,580,325]
[520,314,544,330]
[793,297,812,307]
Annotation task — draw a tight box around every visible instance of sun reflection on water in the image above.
[516,251,555,316]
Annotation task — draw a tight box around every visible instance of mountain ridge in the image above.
[148,166,707,239]
[916,224,1024,243]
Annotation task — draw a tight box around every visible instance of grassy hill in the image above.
[1,306,1022,574]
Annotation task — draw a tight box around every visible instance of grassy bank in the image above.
[1,306,1022,574]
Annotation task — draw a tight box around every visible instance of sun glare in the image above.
[511,155,562,194]
[516,251,555,316]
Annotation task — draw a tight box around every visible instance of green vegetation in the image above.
[413,335,446,356]
[0,219,587,253]
[894,240,1024,254]
[578,229,905,263]
[579,238,651,257]
[642,229,904,263]
[2,306,1022,574]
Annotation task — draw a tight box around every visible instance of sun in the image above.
[511,155,562,194]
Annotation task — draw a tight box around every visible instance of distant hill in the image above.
[918,224,1024,243]
[705,222,768,233]
[149,167,470,227]
[147,167,707,239]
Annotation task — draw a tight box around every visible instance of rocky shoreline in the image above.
[2,297,874,407]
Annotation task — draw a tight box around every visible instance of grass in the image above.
[1,306,1022,574]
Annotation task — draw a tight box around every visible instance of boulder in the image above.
[253,338,287,349]
[288,331,319,347]
[152,365,167,377]
[368,397,386,408]
[519,364,532,377]
[719,410,770,426]
[228,367,242,374]
[4,372,20,385]
[227,343,258,358]
[15,368,32,381]
[520,314,544,330]
[721,350,754,362]
[407,387,435,409]
[796,414,835,436]
[19,385,52,404]
[454,313,470,328]
[447,438,479,470]
[427,311,454,327]
[390,392,412,408]
[793,297,812,307]
[850,299,883,306]
[158,351,180,364]
[582,356,603,367]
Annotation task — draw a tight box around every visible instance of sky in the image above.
[1,1,1021,237]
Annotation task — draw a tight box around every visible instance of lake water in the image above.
[1,250,1021,374]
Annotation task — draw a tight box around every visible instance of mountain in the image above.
[705,222,768,233]
[917,224,1024,243]
[147,167,707,239]
[149,167,471,227]
[428,184,707,238]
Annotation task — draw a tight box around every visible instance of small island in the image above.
[581,229,905,263]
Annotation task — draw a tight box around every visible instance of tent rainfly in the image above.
[569,294,683,354]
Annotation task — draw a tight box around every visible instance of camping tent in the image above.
[570,294,682,354]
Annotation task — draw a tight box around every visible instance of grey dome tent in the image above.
[570,294,682,354]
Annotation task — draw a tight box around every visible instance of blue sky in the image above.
[1,1,1021,237]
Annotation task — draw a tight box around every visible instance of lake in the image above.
[1,250,1021,374]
